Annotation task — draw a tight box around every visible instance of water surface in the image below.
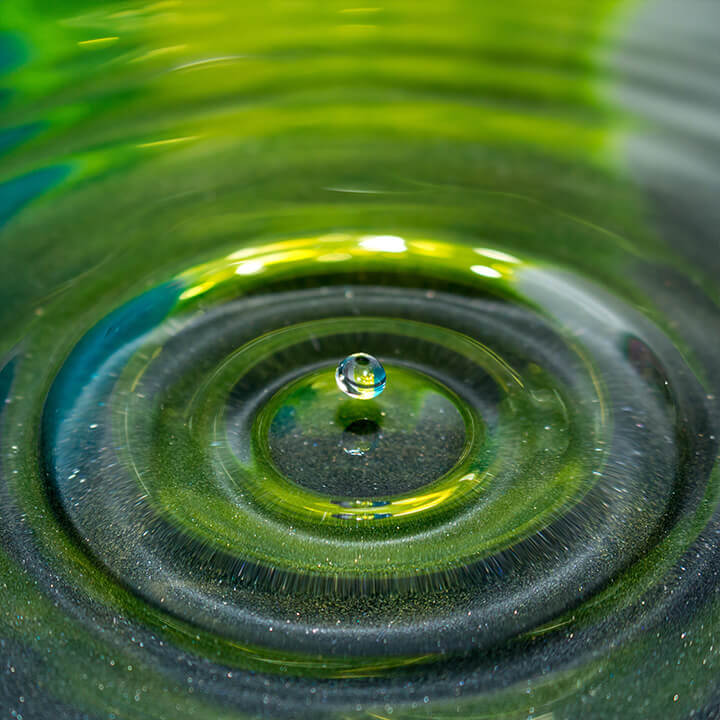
[1,1,720,718]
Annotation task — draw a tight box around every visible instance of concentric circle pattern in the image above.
[30,232,717,660]
[2,0,720,718]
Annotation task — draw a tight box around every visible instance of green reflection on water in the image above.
[1,1,718,719]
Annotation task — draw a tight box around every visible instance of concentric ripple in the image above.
[2,0,720,718]
[33,233,709,662]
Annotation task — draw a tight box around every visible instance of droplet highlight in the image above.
[335,352,387,399]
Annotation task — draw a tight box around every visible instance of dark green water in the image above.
[2,1,720,718]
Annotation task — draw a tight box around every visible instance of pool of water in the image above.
[1,1,720,718]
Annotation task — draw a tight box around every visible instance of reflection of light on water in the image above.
[475,247,521,263]
[470,264,502,279]
[78,36,119,47]
[178,280,216,300]
[176,234,523,305]
[136,135,199,149]
[234,259,265,275]
[358,235,407,253]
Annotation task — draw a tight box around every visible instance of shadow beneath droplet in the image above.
[344,418,380,437]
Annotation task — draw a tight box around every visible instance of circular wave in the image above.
[27,233,711,670]
[2,0,720,717]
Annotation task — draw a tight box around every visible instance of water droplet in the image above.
[335,353,386,399]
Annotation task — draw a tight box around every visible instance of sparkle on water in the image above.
[335,352,387,400]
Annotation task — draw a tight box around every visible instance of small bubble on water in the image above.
[335,353,386,399]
